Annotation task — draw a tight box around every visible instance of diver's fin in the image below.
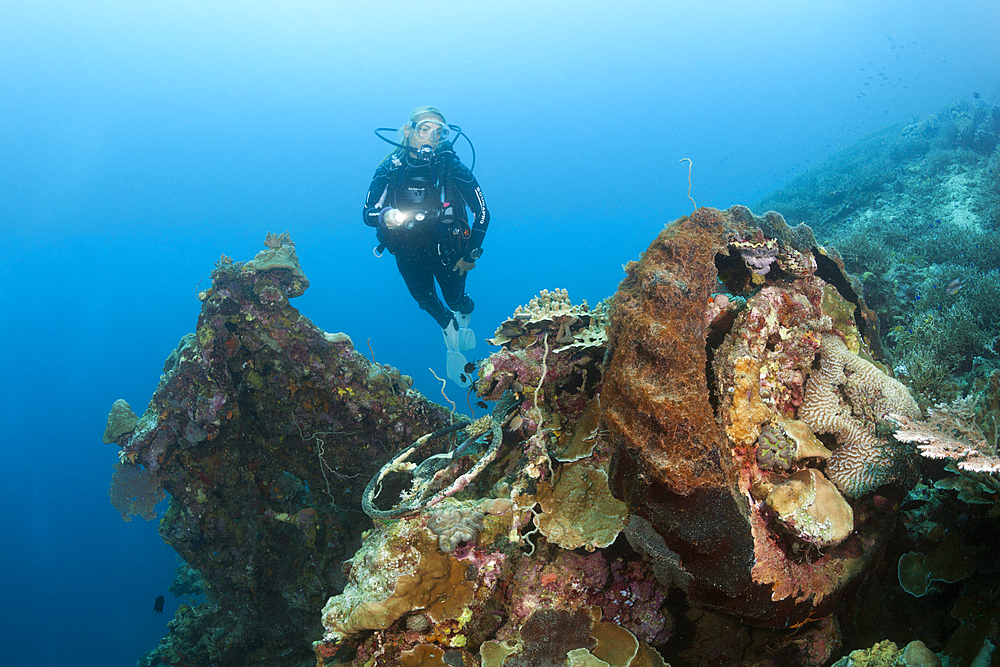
[446,349,472,387]
[453,311,476,351]
[443,320,462,352]
[443,322,473,387]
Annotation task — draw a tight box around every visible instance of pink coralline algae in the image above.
[505,551,671,646]
[589,558,673,645]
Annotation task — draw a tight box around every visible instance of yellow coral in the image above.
[533,461,628,552]
[319,518,474,642]
[764,468,854,548]
[727,356,773,446]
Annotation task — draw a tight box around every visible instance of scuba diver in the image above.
[363,106,490,387]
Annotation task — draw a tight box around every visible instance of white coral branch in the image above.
[890,399,1000,474]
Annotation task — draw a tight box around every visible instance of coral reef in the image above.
[312,281,673,666]
[118,149,1000,665]
[760,100,1000,406]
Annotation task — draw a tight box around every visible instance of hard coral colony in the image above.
[105,204,986,667]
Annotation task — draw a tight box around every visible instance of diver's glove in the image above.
[452,258,477,275]
[379,207,402,229]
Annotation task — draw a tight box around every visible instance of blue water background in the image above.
[1,1,997,664]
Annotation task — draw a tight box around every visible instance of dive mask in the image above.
[410,119,449,142]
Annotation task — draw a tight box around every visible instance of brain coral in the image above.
[799,333,922,496]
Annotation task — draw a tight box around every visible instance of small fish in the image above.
[464,361,476,374]
[154,595,165,615]
[944,277,966,295]
[973,92,981,99]
[476,400,488,409]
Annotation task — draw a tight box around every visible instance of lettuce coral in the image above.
[533,461,628,552]
[426,506,486,553]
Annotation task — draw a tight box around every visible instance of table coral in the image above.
[481,289,608,406]
[891,397,1000,473]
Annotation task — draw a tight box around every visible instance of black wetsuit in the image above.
[363,144,490,329]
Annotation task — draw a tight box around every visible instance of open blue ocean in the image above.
[1,1,997,665]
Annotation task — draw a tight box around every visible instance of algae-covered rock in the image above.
[103,398,138,444]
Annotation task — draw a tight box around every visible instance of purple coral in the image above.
[109,462,165,522]
[589,558,672,645]
[737,242,779,275]
[730,230,780,276]
[505,608,596,667]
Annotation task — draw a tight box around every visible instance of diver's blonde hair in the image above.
[407,105,446,126]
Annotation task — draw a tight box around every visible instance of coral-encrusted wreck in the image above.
[105,233,452,666]
[604,206,919,629]
[110,209,923,667]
